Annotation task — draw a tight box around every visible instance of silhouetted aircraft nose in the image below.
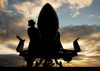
[38,3,59,29]
[44,3,52,8]
[38,3,59,40]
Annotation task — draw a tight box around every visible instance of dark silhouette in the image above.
[26,20,40,67]
[16,3,81,67]
[73,37,81,52]
[16,36,25,52]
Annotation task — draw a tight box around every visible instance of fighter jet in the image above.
[16,3,81,67]
[37,3,81,63]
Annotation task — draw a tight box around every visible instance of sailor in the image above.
[26,20,40,67]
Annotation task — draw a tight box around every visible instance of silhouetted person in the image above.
[26,20,40,67]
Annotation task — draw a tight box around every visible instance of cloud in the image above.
[59,26,100,66]
[71,11,80,18]
[98,16,100,19]
[0,12,29,51]
[0,47,18,54]
[89,14,94,18]
[67,0,93,17]
[96,0,100,2]
[0,0,8,10]
[12,1,41,21]
[60,26,100,52]
[60,26,100,42]
[0,13,28,41]
[0,0,28,44]
[12,0,93,21]
[12,0,67,21]
[68,0,93,10]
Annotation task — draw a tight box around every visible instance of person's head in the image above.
[28,20,35,27]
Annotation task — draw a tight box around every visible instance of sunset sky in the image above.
[0,0,100,67]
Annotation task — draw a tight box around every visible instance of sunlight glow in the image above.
[62,43,73,49]
[0,47,19,55]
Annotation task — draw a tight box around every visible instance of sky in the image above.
[0,0,100,67]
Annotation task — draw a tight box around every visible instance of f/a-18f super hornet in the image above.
[16,3,81,67]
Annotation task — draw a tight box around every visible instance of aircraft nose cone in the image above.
[43,3,52,7]
[38,3,59,40]
[41,3,54,13]
[38,3,59,27]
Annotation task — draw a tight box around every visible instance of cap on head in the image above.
[28,20,35,26]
